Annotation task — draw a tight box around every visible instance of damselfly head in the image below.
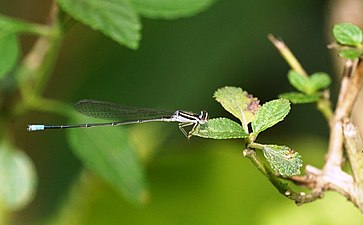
[199,110,208,123]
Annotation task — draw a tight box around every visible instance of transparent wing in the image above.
[74,99,174,121]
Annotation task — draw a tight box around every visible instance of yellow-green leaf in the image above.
[287,70,310,94]
[333,23,363,47]
[192,118,248,139]
[309,72,331,92]
[279,92,320,104]
[214,86,259,132]
[251,99,290,135]
[339,49,361,59]
[260,144,303,177]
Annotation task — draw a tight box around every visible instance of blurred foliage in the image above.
[1,0,362,224]
[48,141,363,225]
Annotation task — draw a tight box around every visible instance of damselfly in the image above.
[27,99,208,138]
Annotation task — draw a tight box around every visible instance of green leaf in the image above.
[56,0,141,49]
[287,70,310,94]
[309,72,331,91]
[214,86,260,132]
[67,115,148,204]
[0,33,19,78]
[260,144,303,177]
[129,0,216,19]
[287,70,331,95]
[192,118,248,139]
[279,92,320,104]
[339,49,362,59]
[0,142,37,210]
[333,23,363,46]
[251,99,290,135]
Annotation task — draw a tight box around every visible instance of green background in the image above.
[2,0,363,224]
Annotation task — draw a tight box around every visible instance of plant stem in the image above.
[343,121,363,185]
[343,121,363,210]
[243,147,316,205]
[268,34,308,77]
[243,148,318,204]
[0,13,55,37]
[269,34,334,121]
[337,60,363,118]
[243,148,266,174]
[316,95,333,122]
[324,60,363,171]
[15,1,63,104]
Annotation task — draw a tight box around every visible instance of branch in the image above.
[243,149,322,205]
[16,1,63,98]
[268,34,363,212]
[324,60,363,170]
[337,60,363,118]
[343,121,363,210]
[268,34,334,123]
[307,60,363,212]
[268,34,308,76]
